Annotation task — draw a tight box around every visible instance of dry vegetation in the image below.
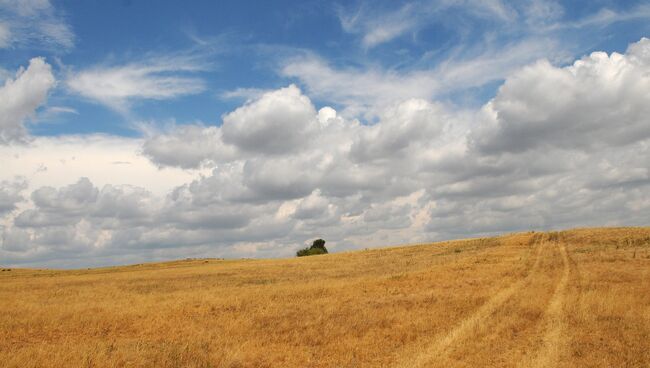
[1,227,649,367]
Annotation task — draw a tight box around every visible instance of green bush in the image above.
[296,239,329,257]
[312,239,326,250]
[296,247,327,257]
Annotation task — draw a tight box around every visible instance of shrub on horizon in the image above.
[296,239,328,257]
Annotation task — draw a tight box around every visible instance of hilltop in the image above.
[1,227,649,367]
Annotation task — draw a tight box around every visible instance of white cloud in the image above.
[281,38,563,119]
[3,38,650,268]
[324,0,649,123]
[339,0,517,49]
[350,99,447,162]
[2,0,51,16]
[0,22,10,47]
[66,55,207,112]
[0,0,74,50]
[473,38,650,153]
[142,124,237,169]
[351,2,422,49]
[39,106,78,120]
[221,85,319,154]
[0,177,27,216]
[338,0,650,52]
[292,191,330,220]
[144,38,650,252]
[145,86,322,167]
[281,55,439,118]
[220,87,272,101]
[0,134,201,196]
[0,57,55,144]
[544,4,650,31]
[523,0,563,27]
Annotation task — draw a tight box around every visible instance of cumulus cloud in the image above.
[292,191,331,220]
[0,178,27,216]
[3,38,650,268]
[143,38,650,251]
[142,124,237,169]
[0,134,201,197]
[221,85,318,154]
[241,156,321,201]
[143,86,321,167]
[473,38,650,153]
[31,177,98,212]
[1,174,297,267]
[13,178,158,229]
[350,99,446,162]
[66,55,207,112]
[0,57,56,144]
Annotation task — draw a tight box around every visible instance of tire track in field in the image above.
[397,241,545,368]
[526,241,570,368]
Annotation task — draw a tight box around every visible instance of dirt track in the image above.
[395,235,613,368]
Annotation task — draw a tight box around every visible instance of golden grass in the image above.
[1,227,649,367]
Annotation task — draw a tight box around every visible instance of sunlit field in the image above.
[1,227,649,367]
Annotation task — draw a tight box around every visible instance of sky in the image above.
[1,0,650,268]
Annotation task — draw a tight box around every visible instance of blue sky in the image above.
[1,0,650,267]
[4,0,649,135]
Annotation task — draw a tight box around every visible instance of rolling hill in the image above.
[1,227,649,367]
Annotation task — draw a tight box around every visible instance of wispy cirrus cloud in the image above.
[66,54,209,113]
[338,0,517,49]
[542,3,650,31]
[0,22,10,48]
[0,0,74,50]
[281,37,563,118]
[339,0,650,52]
[287,0,648,120]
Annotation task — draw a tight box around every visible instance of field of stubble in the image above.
[1,227,649,367]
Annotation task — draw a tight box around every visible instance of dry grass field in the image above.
[1,227,649,367]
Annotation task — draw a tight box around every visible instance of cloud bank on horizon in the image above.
[1,0,649,268]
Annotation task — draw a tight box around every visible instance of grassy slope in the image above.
[1,227,649,367]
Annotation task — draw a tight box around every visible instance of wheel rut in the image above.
[397,241,545,368]
[525,241,570,368]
